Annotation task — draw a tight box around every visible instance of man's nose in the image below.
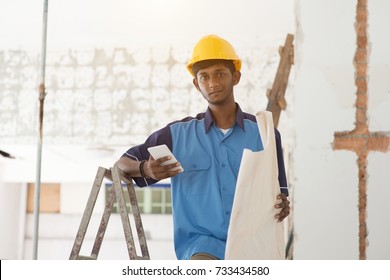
[208,75,220,88]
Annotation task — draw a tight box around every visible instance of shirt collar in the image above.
[204,103,245,133]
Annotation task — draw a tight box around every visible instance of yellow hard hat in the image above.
[186,35,242,76]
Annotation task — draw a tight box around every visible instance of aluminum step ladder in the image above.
[69,166,150,260]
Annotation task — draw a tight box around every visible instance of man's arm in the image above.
[115,156,182,181]
[114,157,143,178]
[275,129,288,195]
[274,129,290,221]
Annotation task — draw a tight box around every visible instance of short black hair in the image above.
[192,59,236,77]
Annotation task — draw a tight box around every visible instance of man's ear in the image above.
[232,71,241,86]
[193,78,200,91]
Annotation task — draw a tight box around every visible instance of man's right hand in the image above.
[143,156,182,180]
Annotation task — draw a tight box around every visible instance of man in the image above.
[115,34,290,260]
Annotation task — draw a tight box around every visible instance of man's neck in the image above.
[209,102,237,129]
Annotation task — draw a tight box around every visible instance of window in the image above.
[105,183,172,214]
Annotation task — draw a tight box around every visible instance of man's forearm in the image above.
[114,157,142,178]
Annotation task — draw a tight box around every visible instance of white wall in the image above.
[364,0,390,254]
[0,180,27,259]
[293,0,390,259]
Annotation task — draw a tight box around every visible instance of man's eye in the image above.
[217,73,225,77]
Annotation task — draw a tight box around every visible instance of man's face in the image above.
[193,63,241,106]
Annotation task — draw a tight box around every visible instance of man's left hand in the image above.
[274,193,290,222]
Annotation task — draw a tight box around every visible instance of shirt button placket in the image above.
[219,144,230,219]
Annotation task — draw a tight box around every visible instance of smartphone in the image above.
[147,144,184,172]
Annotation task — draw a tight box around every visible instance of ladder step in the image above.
[76,255,97,260]
[135,256,150,260]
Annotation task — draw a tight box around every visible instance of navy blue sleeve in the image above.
[275,128,289,196]
[122,125,173,187]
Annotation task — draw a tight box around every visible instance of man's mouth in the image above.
[209,90,222,96]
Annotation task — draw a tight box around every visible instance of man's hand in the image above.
[274,193,290,222]
[143,156,182,180]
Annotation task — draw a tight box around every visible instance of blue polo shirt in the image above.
[123,104,288,260]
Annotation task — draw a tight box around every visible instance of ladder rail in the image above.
[116,167,150,258]
[126,181,150,258]
[111,166,138,259]
[91,182,116,258]
[69,166,107,260]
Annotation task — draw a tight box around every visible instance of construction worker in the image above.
[115,35,290,260]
